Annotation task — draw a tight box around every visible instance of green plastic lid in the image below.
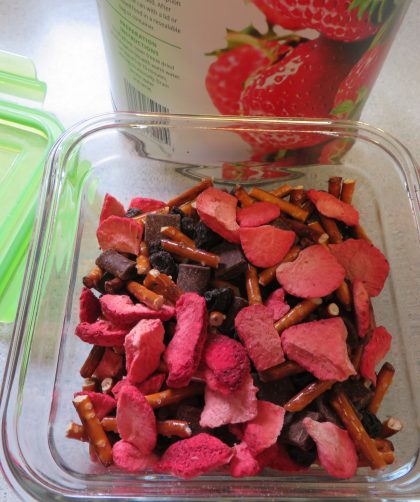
[0,51,63,323]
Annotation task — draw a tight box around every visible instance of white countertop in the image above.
[0,1,419,499]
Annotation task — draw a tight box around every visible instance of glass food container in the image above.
[0,113,419,501]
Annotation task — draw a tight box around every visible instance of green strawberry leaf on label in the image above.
[348,0,394,24]
[331,100,355,116]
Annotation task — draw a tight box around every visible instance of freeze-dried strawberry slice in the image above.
[229,443,261,478]
[303,418,357,479]
[129,197,166,212]
[235,304,285,371]
[112,373,166,400]
[196,187,240,244]
[164,293,208,388]
[99,193,125,224]
[79,287,100,323]
[242,401,285,455]
[360,326,392,384]
[352,280,370,338]
[257,443,308,472]
[200,373,258,428]
[116,384,157,454]
[100,294,175,328]
[74,391,116,420]
[97,215,143,255]
[125,319,165,384]
[202,334,250,395]
[281,317,356,381]
[155,433,232,479]
[75,320,129,346]
[112,440,157,473]
[264,288,290,321]
[236,202,280,228]
[307,189,359,226]
[276,245,345,298]
[329,239,390,297]
[239,226,295,268]
[94,348,124,381]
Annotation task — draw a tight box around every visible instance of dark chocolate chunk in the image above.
[144,213,181,243]
[125,207,142,218]
[194,221,222,249]
[315,396,341,426]
[341,379,373,411]
[219,296,248,335]
[360,410,382,437]
[150,251,177,278]
[176,264,210,295]
[281,411,322,451]
[212,242,247,280]
[286,444,317,467]
[95,250,136,280]
[204,288,234,313]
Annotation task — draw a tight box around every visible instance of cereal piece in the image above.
[144,213,180,243]
[212,242,247,280]
[79,287,100,323]
[307,189,359,226]
[237,202,280,227]
[99,193,125,223]
[75,320,129,346]
[229,443,261,478]
[176,264,210,294]
[352,279,370,337]
[264,288,290,321]
[95,249,136,280]
[73,391,116,420]
[112,440,158,473]
[219,296,248,335]
[97,215,143,255]
[129,197,166,212]
[360,326,392,384]
[94,348,124,381]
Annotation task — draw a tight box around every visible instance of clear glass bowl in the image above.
[0,113,419,501]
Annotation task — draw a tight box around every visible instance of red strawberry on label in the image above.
[252,0,306,31]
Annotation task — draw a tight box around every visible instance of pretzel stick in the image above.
[234,185,255,207]
[249,187,309,222]
[368,362,395,415]
[322,302,340,318]
[270,183,293,198]
[340,179,356,204]
[328,176,342,198]
[352,224,372,244]
[246,264,262,305]
[161,239,220,268]
[167,178,213,207]
[157,420,193,438]
[289,186,305,206]
[136,241,150,275]
[161,226,196,248]
[374,438,394,452]
[307,220,325,235]
[101,377,114,395]
[319,215,343,244]
[259,360,305,383]
[127,281,164,310]
[178,201,194,217]
[145,383,204,409]
[211,279,241,298]
[330,390,386,470]
[284,380,335,412]
[144,269,183,304]
[336,281,352,311]
[275,298,322,334]
[66,421,88,442]
[101,416,119,434]
[104,277,125,294]
[82,378,98,392]
[381,450,395,465]
[279,216,322,242]
[80,346,105,378]
[379,417,403,438]
[83,265,103,289]
[209,311,226,327]
[258,245,300,286]
[72,395,113,466]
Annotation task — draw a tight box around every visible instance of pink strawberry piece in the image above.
[242,400,285,455]
[112,373,166,400]
[304,418,357,479]
[281,317,356,381]
[112,440,157,473]
[229,443,261,478]
[129,197,166,213]
[97,215,143,255]
[235,304,285,372]
[196,187,240,244]
[164,293,208,388]
[100,294,175,328]
[99,193,125,224]
[202,334,250,395]
[75,320,128,346]
[306,189,359,226]
[257,443,308,472]
[79,287,100,323]
[94,348,124,381]
[73,391,116,420]
[276,244,345,298]
[156,433,232,479]
[125,319,165,384]
[237,202,280,228]
[360,326,392,384]
[329,239,390,297]
[264,288,290,321]
[352,280,370,338]
[200,373,258,428]
[239,226,295,268]
[116,384,157,454]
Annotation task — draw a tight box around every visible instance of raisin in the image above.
[194,221,222,249]
[148,241,163,255]
[204,288,234,313]
[150,251,177,278]
[181,217,196,239]
[125,207,142,218]
[361,410,382,437]
[170,207,184,217]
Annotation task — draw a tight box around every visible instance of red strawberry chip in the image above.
[281,317,356,381]
[196,187,240,243]
[352,280,370,338]
[99,193,125,224]
[112,440,158,473]
[100,294,175,328]
[97,215,143,255]
[264,288,290,321]
[164,293,208,388]
[235,304,285,372]
[237,202,280,228]
[360,326,392,384]
[156,433,232,479]
[94,348,124,381]
[276,244,345,298]
[303,418,357,479]
[229,443,261,478]
[329,239,390,297]
[79,287,100,323]
[242,400,285,455]
[257,443,308,473]
[73,391,116,420]
[75,320,128,346]
[116,384,157,454]
[129,197,166,213]
[200,373,258,428]
[307,189,359,226]
[112,373,166,400]
[125,319,165,384]
[202,334,250,395]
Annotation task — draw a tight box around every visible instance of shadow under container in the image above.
[0,114,419,501]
